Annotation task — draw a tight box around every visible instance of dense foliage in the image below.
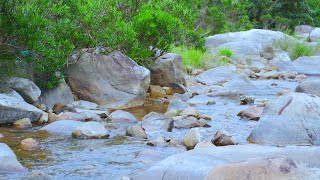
[0,0,319,88]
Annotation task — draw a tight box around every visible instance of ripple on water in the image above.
[0,79,301,179]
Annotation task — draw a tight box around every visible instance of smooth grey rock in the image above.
[292,56,320,75]
[296,79,320,96]
[183,128,202,150]
[269,53,295,72]
[248,93,320,145]
[169,83,187,94]
[211,130,237,146]
[216,41,262,61]
[187,94,215,106]
[0,143,26,173]
[237,106,264,121]
[149,53,184,87]
[13,118,32,129]
[107,110,138,124]
[196,65,237,86]
[57,112,87,121]
[180,107,200,117]
[173,116,200,129]
[188,84,210,95]
[149,85,166,98]
[40,120,84,135]
[142,112,173,132]
[205,157,318,180]
[310,27,320,42]
[222,74,254,92]
[205,29,290,63]
[136,150,164,166]
[72,121,109,139]
[0,94,44,124]
[126,125,147,139]
[65,49,150,109]
[132,145,320,180]
[75,108,109,118]
[72,100,98,110]
[4,77,41,104]
[39,80,74,109]
[295,25,313,35]
[0,87,24,102]
[167,99,189,112]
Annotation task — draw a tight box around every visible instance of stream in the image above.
[0,78,300,180]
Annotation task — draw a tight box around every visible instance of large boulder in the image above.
[292,56,320,75]
[248,93,320,145]
[39,120,84,135]
[268,53,295,72]
[222,74,254,92]
[0,143,26,173]
[72,100,98,110]
[39,80,74,109]
[205,29,289,63]
[310,27,320,42]
[196,65,237,86]
[296,79,320,96]
[0,94,44,124]
[294,25,313,40]
[4,77,41,104]
[148,53,184,87]
[65,49,150,109]
[206,29,286,50]
[205,157,317,180]
[0,87,24,101]
[132,145,320,180]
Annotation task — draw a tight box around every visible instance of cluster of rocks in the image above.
[1,28,320,178]
[132,29,320,179]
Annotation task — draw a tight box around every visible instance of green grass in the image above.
[218,47,233,57]
[291,43,314,60]
[274,37,320,60]
[171,46,212,68]
[171,46,232,71]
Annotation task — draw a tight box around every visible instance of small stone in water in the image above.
[240,96,255,105]
[13,118,32,129]
[20,138,39,150]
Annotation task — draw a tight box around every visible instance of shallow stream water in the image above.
[0,78,300,179]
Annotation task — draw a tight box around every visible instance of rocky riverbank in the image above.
[1,28,320,179]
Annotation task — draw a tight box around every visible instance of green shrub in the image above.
[131,6,181,64]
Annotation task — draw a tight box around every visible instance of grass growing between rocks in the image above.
[171,46,226,70]
[273,37,320,60]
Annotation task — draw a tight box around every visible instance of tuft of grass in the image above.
[171,46,212,69]
[218,47,233,57]
[291,43,314,60]
[274,37,320,60]
[273,37,296,52]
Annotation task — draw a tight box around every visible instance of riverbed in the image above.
[0,78,299,179]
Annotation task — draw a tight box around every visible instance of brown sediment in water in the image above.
[118,99,168,120]
[0,127,50,168]
[0,100,168,170]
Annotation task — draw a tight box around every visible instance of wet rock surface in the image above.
[0,143,26,173]
[0,30,320,180]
